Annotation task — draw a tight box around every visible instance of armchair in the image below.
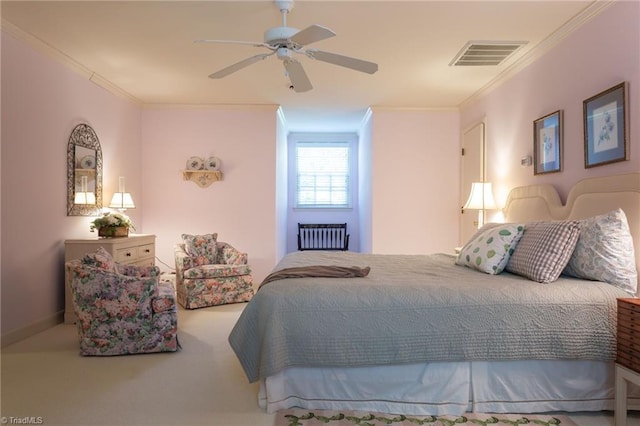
[67,247,178,356]
[174,233,254,309]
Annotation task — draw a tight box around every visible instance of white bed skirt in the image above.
[260,360,640,415]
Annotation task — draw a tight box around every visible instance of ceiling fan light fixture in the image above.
[277,47,293,60]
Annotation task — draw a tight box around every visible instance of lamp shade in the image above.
[109,176,135,210]
[74,191,96,205]
[74,175,96,205]
[463,182,497,210]
[109,192,135,209]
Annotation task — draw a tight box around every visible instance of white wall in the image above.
[275,108,289,263]
[370,109,461,254]
[285,132,360,253]
[357,109,374,253]
[461,1,639,207]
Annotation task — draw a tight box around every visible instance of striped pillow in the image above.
[505,220,581,283]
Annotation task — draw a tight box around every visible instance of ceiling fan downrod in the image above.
[275,0,294,26]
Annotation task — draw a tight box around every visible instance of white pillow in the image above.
[456,223,525,274]
[563,208,638,295]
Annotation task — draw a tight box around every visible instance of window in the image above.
[295,140,352,208]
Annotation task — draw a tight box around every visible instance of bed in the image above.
[229,172,640,415]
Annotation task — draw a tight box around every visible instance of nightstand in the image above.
[64,234,156,324]
[615,298,640,426]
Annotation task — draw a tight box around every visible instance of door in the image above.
[460,121,485,245]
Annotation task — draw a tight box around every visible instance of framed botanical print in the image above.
[533,110,563,175]
[583,82,629,168]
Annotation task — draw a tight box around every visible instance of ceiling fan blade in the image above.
[306,49,378,74]
[195,39,270,49]
[290,24,336,47]
[283,59,312,93]
[208,53,273,79]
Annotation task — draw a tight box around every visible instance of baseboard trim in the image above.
[1,311,64,348]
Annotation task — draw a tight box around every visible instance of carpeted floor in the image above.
[275,409,578,426]
[1,302,636,425]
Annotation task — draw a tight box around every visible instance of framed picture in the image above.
[583,82,629,168]
[533,110,563,175]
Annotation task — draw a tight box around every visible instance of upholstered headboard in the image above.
[503,172,640,292]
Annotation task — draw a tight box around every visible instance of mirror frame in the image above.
[67,123,103,216]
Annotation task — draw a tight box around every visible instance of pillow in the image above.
[563,209,638,295]
[81,247,117,272]
[182,233,218,264]
[466,222,505,243]
[505,220,581,283]
[456,223,525,274]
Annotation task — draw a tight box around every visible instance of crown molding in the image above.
[370,105,459,113]
[141,103,280,110]
[459,0,615,109]
[2,19,142,105]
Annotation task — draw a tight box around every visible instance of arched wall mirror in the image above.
[67,123,103,216]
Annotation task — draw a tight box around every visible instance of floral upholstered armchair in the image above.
[174,233,254,309]
[67,247,179,356]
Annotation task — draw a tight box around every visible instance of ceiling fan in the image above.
[195,0,378,93]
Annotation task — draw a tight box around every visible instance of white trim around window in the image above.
[290,132,357,210]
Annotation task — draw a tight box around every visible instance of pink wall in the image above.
[371,109,461,254]
[140,107,278,283]
[1,31,143,340]
[461,1,639,208]
[3,0,636,343]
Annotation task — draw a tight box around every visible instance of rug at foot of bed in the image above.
[275,409,578,426]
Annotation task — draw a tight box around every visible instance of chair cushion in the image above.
[81,247,117,272]
[182,233,218,265]
[184,264,251,279]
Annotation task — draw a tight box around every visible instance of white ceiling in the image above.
[1,1,604,129]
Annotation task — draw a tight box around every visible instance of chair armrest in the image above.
[174,243,197,285]
[216,242,248,265]
[152,295,176,314]
[116,263,161,277]
[71,268,160,322]
[174,244,197,271]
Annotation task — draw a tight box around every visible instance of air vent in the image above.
[450,41,528,66]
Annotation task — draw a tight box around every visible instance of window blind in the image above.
[295,142,350,208]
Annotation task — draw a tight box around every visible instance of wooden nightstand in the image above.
[615,298,640,426]
[64,234,156,324]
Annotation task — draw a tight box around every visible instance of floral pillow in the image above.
[182,233,218,265]
[456,223,525,274]
[505,220,581,284]
[81,246,117,272]
[563,209,638,295]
